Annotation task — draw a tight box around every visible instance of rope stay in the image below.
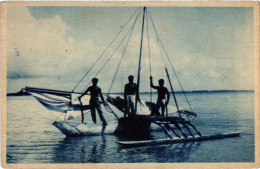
[81,9,143,93]
[54,112,65,122]
[147,9,194,113]
[108,8,141,94]
[72,7,141,92]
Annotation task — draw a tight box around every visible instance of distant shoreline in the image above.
[7,89,254,96]
[107,90,254,95]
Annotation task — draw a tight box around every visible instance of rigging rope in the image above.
[147,9,194,113]
[103,103,119,119]
[72,7,141,92]
[54,112,65,122]
[53,111,91,123]
[108,8,140,94]
[81,8,143,93]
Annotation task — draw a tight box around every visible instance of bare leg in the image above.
[154,103,160,116]
[161,102,165,116]
[90,106,96,123]
[130,98,134,116]
[96,105,107,125]
[101,124,107,135]
[125,96,130,117]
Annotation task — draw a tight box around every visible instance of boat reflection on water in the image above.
[52,135,110,163]
[51,134,201,163]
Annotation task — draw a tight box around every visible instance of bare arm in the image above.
[79,87,90,99]
[99,88,105,103]
[100,88,108,106]
[150,76,158,89]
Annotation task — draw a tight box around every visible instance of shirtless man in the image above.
[150,76,170,116]
[124,75,140,116]
[78,78,108,125]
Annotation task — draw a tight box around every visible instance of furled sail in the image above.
[106,95,196,119]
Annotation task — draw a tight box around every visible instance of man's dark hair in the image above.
[159,79,164,86]
[128,75,134,82]
[92,78,98,84]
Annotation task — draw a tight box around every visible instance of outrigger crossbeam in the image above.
[146,116,202,139]
[114,115,202,139]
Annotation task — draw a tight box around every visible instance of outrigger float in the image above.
[117,130,242,148]
[25,7,242,147]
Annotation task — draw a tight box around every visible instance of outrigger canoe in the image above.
[24,7,243,148]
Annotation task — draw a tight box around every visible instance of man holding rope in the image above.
[150,76,170,116]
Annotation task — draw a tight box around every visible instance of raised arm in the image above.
[150,76,158,89]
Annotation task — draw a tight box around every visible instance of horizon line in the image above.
[7,89,254,96]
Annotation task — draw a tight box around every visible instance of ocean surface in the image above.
[6,91,254,163]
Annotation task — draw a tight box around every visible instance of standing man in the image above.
[124,75,140,117]
[78,78,108,126]
[150,76,170,116]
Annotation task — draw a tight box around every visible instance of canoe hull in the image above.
[52,121,117,137]
[114,116,151,136]
[117,131,242,147]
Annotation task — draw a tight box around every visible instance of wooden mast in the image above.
[135,7,146,115]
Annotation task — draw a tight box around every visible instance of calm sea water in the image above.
[6,91,254,163]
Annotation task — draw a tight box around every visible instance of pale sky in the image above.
[7,6,254,93]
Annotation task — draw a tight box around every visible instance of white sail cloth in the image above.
[28,91,90,113]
